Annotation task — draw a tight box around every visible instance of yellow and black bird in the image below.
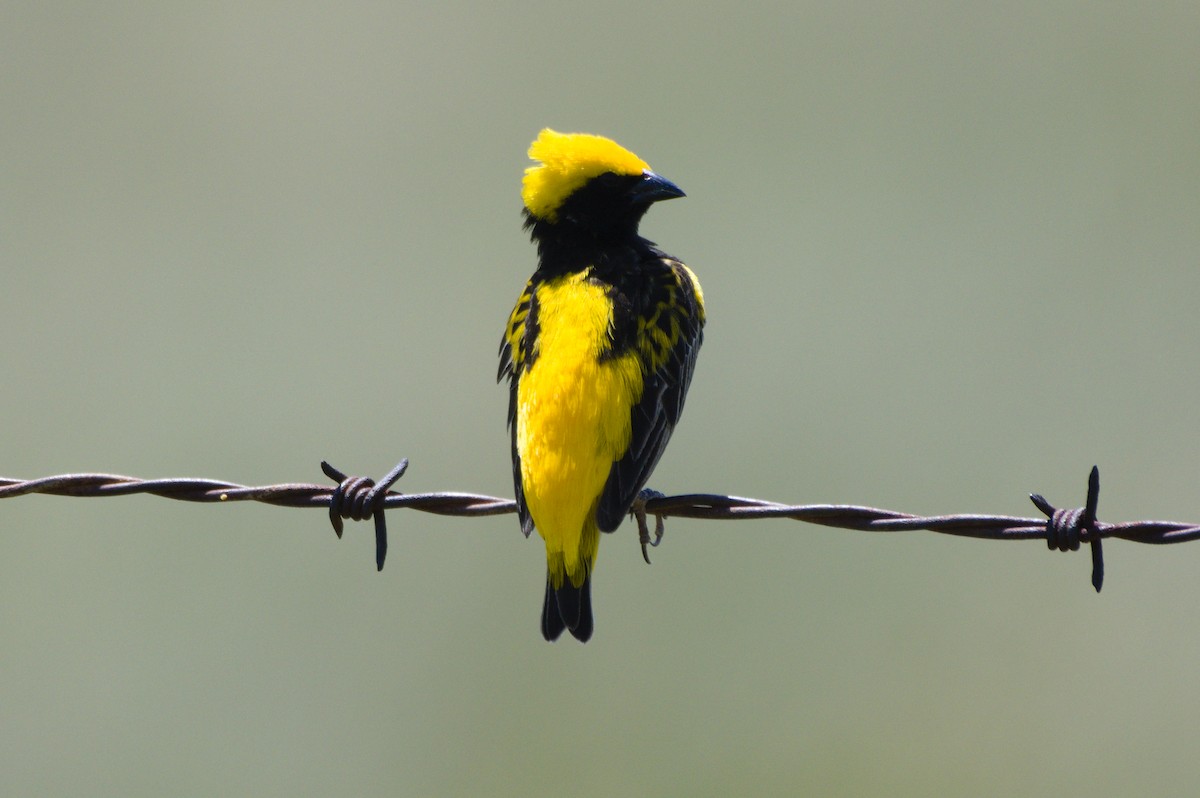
[498,129,705,642]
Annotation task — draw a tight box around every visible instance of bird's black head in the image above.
[520,129,683,269]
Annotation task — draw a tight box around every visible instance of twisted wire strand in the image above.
[4,463,1199,590]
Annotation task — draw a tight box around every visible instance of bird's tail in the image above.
[542,570,593,643]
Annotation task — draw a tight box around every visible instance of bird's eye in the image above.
[595,172,622,188]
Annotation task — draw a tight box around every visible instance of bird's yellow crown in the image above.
[521,128,650,222]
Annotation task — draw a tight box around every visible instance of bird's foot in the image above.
[631,488,667,564]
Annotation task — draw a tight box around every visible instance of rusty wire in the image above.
[4,461,1200,590]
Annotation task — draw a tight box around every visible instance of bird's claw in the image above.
[631,488,667,564]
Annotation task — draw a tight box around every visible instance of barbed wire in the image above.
[4,460,1200,590]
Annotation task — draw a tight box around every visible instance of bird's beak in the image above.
[631,171,686,204]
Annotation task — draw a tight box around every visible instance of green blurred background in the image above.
[3,2,1199,795]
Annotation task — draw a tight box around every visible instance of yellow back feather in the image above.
[521,129,650,222]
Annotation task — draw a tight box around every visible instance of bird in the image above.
[498,129,705,642]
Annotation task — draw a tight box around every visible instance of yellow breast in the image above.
[516,271,643,585]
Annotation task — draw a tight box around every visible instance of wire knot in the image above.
[1029,465,1104,592]
[1045,506,1087,552]
[321,459,409,572]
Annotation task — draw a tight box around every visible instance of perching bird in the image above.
[498,129,705,642]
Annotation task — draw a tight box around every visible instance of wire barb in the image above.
[321,459,409,572]
[1029,465,1104,592]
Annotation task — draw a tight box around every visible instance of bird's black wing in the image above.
[596,257,704,532]
[498,278,538,537]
